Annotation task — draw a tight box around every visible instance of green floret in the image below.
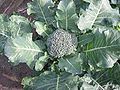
[47,29,78,58]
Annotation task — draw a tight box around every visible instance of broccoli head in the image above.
[47,29,78,58]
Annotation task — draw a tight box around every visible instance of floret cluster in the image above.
[47,29,78,58]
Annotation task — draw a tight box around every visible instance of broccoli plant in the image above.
[0,0,120,90]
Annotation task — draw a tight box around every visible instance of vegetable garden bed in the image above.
[0,0,120,90]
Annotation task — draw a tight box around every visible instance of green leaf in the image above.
[79,75,105,90]
[79,65,120,90]
[56,0,79,31]
[22,71,79,90]
[0,15,32,38]
[0,15,10,37]
[0,14,32,53]
[22,77,33,87]
[58,53,83,74]
[80,82,102,90]
[77,0,120,30]
[34,21,48,37]
[27,0,55,24]
[84,28,120,68]
[9,15,32,37]
[92,63,120,85]
[83,0,91,3]
[110,0,120,4]
[115,22,120,31]
[35,52,49,71]
[4,34,46,69]
[73,0,89,16]
[81,63,120,90]
[78,33,94,45]
[0,35,7,53]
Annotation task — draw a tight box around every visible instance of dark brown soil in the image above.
[0,0,33,90]
[0,0,24,14]
[0,55,34,90]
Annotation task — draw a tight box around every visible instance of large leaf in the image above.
[56,0,79,31]
[4,34,47,69]
[0,15,32,37]
[110,0,120,14]
[58,54,83,74]
[0,15,9,53]
[0,15,10,37]
[78,73,120,90]
[22,71,79,90]
[9,15,32,37]
[79,76,104,90]
[78,33,94,45]
[77,0,120,30]
[0,14,32,53]
[27,0,55,24]
[80,63,120,90]
[83,28,120,68]
[92,63,120,86]
[73,0,89,16]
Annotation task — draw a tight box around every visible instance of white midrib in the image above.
[66,59,78,72]
[0,32,9,37]
[38,0,48,25]
[56,75,60,90]
[66,9,68,30]
[35,77,68,90]
[90,0,103,27]
[10,46,41,52]
[84,44,120,53]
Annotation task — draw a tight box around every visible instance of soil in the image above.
[0,55,34,90]
[0,0,33,90]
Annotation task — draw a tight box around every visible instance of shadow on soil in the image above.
[0,55,33,89]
